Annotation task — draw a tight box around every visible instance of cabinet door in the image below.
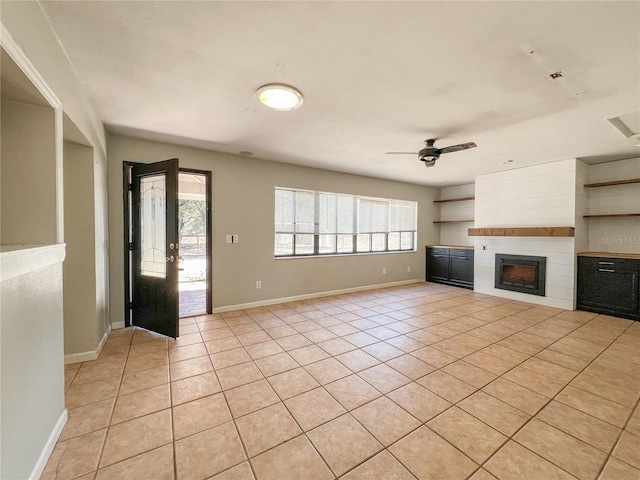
[427,253,450,281]
[450,255,474,286]
[577,258,639,319]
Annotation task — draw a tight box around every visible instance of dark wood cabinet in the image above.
[577,256,639,321]
[426,247,474,289]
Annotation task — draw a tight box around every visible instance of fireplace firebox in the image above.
[495,254,546,296]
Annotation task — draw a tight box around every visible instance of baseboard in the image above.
[29,408,68,480]
[64,324,111,364]
[212,279,420,314]
[111,321,125,330]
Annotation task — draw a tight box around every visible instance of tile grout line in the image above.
[57,284,640,480]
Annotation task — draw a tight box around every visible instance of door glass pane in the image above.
[140,174,166,278]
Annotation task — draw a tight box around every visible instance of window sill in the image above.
[275,249,417,260]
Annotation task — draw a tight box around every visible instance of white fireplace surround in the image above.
[472,159,586,310]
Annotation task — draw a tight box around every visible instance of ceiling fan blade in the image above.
[438,142,477,154]
[385,151,418,155]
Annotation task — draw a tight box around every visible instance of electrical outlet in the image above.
[226,235,233,244]
[256,280,262,289]
[382,268,387,275]
[232,234,239,243]
[407,266,411,273]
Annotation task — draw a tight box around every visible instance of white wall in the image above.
[474,159,579,309]
[586,157,640,255]
[437,183,475,247]
[107,134,439,323]
[1,253,66,480]
[575,160,590,255]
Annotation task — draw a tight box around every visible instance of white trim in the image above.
[28,409,68,480]
[1,23,62,109]
[0,244,66,282]
[64,324,112,364]
[111,321,126,330]
[212,279,420,313]
[1,23,65,243]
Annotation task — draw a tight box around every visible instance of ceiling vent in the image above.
[607,111,640,139]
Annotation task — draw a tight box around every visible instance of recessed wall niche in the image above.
[1,47,59,245]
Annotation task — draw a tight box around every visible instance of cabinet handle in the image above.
[598,268,615,273]
[598,261,614,265]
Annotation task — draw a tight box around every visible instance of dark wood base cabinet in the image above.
[426,247,474,289]
[577,256,639,321]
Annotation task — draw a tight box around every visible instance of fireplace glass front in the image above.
[495,254,546,296]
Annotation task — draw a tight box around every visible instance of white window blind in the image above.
[275,187,417,257]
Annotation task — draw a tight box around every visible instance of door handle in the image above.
[166,255,175,262]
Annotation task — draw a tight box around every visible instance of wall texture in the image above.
[1,261,65,480]
[107,134,439,324]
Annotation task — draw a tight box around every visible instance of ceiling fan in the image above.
[387,139,477,167]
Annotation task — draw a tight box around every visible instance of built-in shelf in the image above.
[584,178,640,188]
[468,227,575,237]
[433,196,475,203]
[433,220,474,224]
[583,213,640,218]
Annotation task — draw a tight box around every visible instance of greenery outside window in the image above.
[275,187,417,257]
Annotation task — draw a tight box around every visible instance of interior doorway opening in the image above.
[178,170,211,317]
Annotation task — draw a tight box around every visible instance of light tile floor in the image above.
[45,282,640,480]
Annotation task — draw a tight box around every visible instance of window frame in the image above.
[275,187,417,258]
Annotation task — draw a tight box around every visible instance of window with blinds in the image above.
[275,187,417,257]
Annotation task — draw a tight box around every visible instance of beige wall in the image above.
[1,99,58,244]
[63,142,100,355]
[108,134,439,323]
[2,1,112,357]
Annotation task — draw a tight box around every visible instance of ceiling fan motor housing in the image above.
[419,146,439,166]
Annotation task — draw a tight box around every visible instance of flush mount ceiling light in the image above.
[255,84,303,111]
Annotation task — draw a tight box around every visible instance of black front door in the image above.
[130,158,179,338]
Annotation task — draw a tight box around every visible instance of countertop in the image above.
[425,245,474,250]
[577,252,640,260]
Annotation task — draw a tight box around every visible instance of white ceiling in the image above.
[40,1,640,186]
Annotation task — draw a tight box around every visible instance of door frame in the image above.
[179,168,213,316]
[123,162,213,328]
